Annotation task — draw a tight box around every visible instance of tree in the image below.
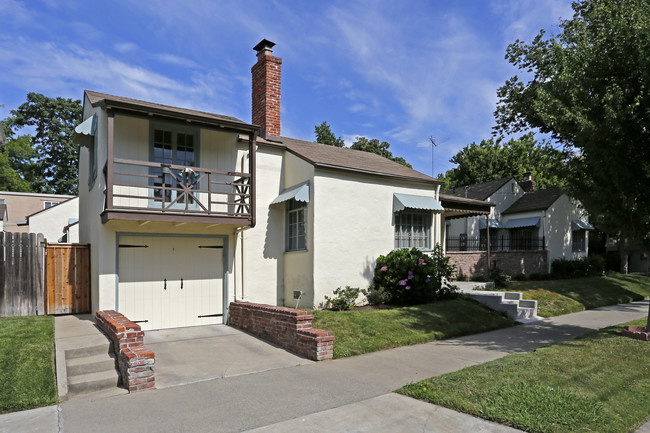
[314,121,345,147]
[7,93,82,194]
[0,125,38,192]
[438,133,568,189]
[494,0,650,299]
[350,136,412,168]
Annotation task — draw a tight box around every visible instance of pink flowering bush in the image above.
[369,245,457,305]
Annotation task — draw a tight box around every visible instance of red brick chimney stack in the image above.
[252,39,282,138]
[521,171,536,192]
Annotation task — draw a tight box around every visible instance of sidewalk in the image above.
[2,301,648,433]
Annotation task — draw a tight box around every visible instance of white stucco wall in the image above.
[28,197,79,243]
[312,169,441,307]
[545,194,589,263]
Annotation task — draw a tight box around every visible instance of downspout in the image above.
[234,225,253,301]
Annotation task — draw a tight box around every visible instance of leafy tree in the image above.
[493,0,650,272]
[438,133,568,189]
[0,126,38,192]
[350,136,412,168]
[314,121,345,147]
[7,93,82,194]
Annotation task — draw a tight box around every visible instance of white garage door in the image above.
[118,235,224,331]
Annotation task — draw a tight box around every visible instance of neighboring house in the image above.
[444,175,593,275]
[26,197,79,243]
[0,191,76,233]
[76,40,488,331]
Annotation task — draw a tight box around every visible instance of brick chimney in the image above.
[252,39,282,138]
[521,171,536,192]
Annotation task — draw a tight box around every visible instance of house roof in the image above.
[84,90,258,132]
[258,136,442,185]
[442,177,514,201]
[25,197,77,221]
[502,187,563,214]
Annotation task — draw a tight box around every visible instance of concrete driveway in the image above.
[144,325,312,389]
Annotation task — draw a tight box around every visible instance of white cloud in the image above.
[155,53,198,68]
[114,42,138,53]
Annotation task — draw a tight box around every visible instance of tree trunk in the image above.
[619,238,629,274]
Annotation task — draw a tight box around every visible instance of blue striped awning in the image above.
[479,218,503,230]
[571,219,594,230]
[271,181,310,204]
[393,193,444,212]
[503,216,540,229]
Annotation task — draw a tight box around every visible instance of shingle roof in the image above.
[442,177,513,201]
[502,187,563,214]
[84,90,256,130]
[260,136,441,185]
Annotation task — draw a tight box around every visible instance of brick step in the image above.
[66,352,117,377]
[67,369,121,396]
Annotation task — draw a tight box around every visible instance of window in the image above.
[0,199,4,204]
[394,210,430,249]
[150,124,199,204]
[510,228,534,250]
[44,201,59,209]
[88,133,98,187]
[286,199,307,251]
[572,230,586,252]
[479,229,497,250]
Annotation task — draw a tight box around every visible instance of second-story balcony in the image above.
[102,157,255,226]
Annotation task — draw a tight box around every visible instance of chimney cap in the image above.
[253,39,276,53]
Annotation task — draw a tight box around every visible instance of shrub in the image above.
[470,274,488,282]
[490,266,511,289]
[372,245,457,305]
[512,273,527,281]
[551,256,605,278]
[324,286,361,311]
[455,271,468,282]
[362,286,391,306]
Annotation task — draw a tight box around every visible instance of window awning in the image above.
[503,216,540,229]
[270,181,310,204]
[479,218,503,230]
[73,114,97,148]
[571,219,594,230]
[393,193,444,213]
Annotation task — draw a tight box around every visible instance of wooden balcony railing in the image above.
[103,158,253,224]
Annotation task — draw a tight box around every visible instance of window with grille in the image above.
[150,124,198,205]
[44,201,59,209]
[394,210,430,249]
[286,199,307,251]
[572,230,586,252]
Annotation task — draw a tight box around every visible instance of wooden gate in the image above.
[0,232,46,317]
[46,244,90,315]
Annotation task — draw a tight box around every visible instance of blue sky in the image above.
[0,0,573,178]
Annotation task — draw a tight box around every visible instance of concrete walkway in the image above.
[1,301,649,432]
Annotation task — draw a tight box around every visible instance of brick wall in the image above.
[251,50,282,137]
[229,302,334,361]
[95,310,155,392]
[447,250,548,278]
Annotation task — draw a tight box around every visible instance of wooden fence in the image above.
[0,232,46,316]
[0,232,90,317]
[45,244,90,315]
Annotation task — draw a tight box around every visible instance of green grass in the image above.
[398,318,650,433]
[0,316,58,414]
[312,299,516,358]
[506,274,650,317]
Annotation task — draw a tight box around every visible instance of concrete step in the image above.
[467,290,539,322]
[64,341,112,360]
[67,369,121,396]
[66,352,117,377]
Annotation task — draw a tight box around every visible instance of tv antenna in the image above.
[428,136,438,177]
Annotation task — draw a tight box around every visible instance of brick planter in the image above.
[622,325,650,341]
[95,310,155,392]
[229,302,334,361]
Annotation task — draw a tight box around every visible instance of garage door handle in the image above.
[180,278,183,289]
[164,278,166,290]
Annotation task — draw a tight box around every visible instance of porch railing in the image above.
[446,236,545,252]
[106,158,252,219]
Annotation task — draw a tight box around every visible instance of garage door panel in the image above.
[118,236,224,330]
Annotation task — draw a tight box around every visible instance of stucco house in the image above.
[76,40,488,331]
[0,191,75,233]
[26,197,79,243]
[445,175,593,275]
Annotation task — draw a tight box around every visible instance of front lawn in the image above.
[507,274,650,317]
[312,299,516,358]
[0,316,58,414]
[398,318,650,433]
